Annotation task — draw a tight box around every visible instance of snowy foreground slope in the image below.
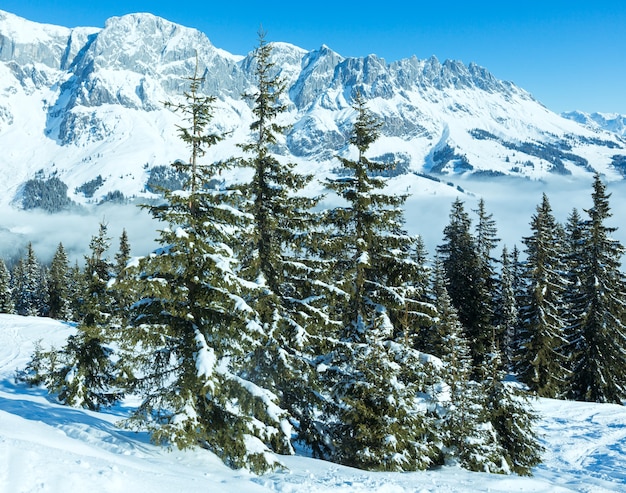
[1,315,625,493]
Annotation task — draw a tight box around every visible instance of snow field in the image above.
[1,314,625,492]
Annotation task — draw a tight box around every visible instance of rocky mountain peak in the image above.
[0,9,625,208]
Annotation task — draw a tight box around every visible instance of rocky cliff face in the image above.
[1,9,625,206]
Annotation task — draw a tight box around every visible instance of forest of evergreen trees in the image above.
[7,35,626,475]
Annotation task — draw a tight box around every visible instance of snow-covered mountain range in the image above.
[1,9,625,209]
[562,111,626,138]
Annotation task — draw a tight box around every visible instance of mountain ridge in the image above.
[562,110,626,138]
[1,9,625,208]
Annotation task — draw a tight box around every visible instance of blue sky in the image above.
[2,1,625,114]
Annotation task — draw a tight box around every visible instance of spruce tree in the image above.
[437,284,505,473]
[81,223,115,326]
[12,243,46,316]
[235,31,330,454]
[564,208,585,297]
[117,61,292,472]
[432,260,531,474]
[516,194,569,397]
[67,261,85,322]
[55,224,119,410]
[474,198,500,340]
[0,258,14,314]
[47,243,72,320]
[494,246,520,369]
[114,228,131,278]
[22,226,121,411]
[437,199,495,373]
[110,229,133,324]
[421,259,457,358]
[481,346,543,475]
[565,174,626,403]
[508,245,526,362]
[322,92,440,471]
[562,208,586,373]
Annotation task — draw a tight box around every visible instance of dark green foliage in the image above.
[564,134,622,149]
[321,92,440,471]
[57,328,120,410]
[565,174,626,403]
[516,194,569,397]
[12,243,46,316]
[327,337,440,471]
[145,164,189,193]
[439,315,505,473]
[46,224,122,409]
[99,190,126,204]
[471,170,507,178]
[114,229,131,278]
[237,31,317,295]
[334,152,411,178]
[67,261,86,322]
[437,199,495,374]
[21,326,121,411]
[494,246,520,369]
[234,31,331,457]
[80,223,114,326]
[75,175,104,198]
[0,259,14,314]
[611,155,626,176]
[20,176,74,212]
[47,243,71,320]
[431,144,473,173]
[117,59,292,473]
[18,229,122,410]
[468,129,590,174]
[420,259,457,358]
[481,349,543,475]
[370,152,411,177]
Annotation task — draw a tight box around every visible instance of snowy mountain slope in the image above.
[562,110,626,138]
[1,9,626,210]
[1,314,625,492]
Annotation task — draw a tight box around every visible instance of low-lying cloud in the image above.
[1,174,624,268]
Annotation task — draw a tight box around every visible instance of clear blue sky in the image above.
[2,1,625,114]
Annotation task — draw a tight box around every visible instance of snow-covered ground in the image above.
[1,314,625,492]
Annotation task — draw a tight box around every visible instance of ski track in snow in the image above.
[1,314,626,492]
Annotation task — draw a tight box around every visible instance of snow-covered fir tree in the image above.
[430,260,522,474]
[494,246,520,370]
[437,199,495,374]
[234,31,330,454]
[516,194,569,398]
[110,229,133,324]
[435,270,505,473]
[565,174,626,403]
[0,258,14,314]
[47,243,72,320]
[67,260,85,322]
[562,207,587,370]
[117,62,292,473]
[22,225,121,411]
[54,224,119,409]
[473,199,500,350]
[113,228,131,279]
[12,243,46,316]
[80,223,115,326]
[321,91,440,471]
[480,347,543,475]
[419,259,454,358]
